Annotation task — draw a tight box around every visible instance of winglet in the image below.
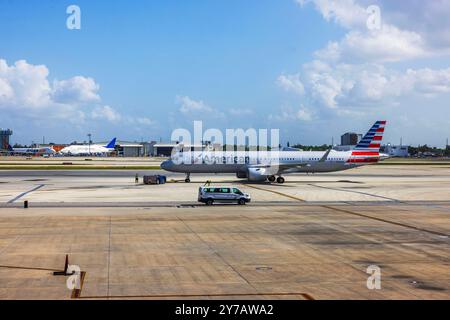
[105,138,117,149]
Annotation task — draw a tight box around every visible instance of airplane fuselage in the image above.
[161,150,359,175]
[59,145,113,156]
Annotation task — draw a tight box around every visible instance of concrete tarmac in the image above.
[0,164,449,299]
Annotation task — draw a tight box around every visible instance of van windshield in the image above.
[232,188,243,195]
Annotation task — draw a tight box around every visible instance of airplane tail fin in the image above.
[348,121,386,163]
[7,144,13,152]
[105,138,117,149]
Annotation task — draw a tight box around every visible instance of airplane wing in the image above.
[247,162,310,174]
[318,148,332,162]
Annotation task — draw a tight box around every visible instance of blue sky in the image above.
[1,0,449,146]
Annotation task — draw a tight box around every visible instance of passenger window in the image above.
[222,188,230,193]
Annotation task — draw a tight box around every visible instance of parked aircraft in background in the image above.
[58,138,117,156]
[161,121,387,183]
[7,144,55,156]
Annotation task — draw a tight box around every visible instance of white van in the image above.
[198,186,251,206]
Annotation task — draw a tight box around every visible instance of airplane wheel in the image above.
[277,177,285,184]
[185,178,191,183]
[268,175,276,182]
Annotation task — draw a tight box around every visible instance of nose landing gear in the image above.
[185,173,191,183]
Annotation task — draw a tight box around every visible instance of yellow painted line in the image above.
[245,184,306,202]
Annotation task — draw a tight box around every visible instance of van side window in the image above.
[221,188,230,193]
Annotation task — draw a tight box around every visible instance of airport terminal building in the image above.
[0,129,12,150]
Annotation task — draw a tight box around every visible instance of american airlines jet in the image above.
[161,121,387,183]
[7,145,55,156]
[59,138,117,156]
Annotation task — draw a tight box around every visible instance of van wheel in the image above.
[185,178,191,183]
[206,199,213,206]
[238,199,246,205]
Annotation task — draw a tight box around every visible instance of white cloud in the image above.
[52,76,100,103]
[0,59,52,109]
[91,105,122,122]
[316,26,428,63]
[0,58,157,134]
[0,58,104,122]
[286,62,450,111]
[135,117,154,126]
[228,108,253,116]
[277,73,305,95]
[176,95,214,114]
[299,0,450,50]
[359,0,450,50]
[281,0,450,123]
[296,0,367,29]
[298,0,450,63]
[296,108,313,121]
[176,95,224,119]
[269,106,313,122]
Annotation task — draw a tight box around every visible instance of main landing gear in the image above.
[185,173,191,183]
[276,176,285,184]
[268,175,285,184]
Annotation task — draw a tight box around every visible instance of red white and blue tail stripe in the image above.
[347,121,386,164]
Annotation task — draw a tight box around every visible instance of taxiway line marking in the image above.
[246,184,448,238]
[7,184,45,204]
[321,205,449,238]
[0,265,61,272]
[308,183,402,202]
[245,184,306,202]
[175,215,255,289]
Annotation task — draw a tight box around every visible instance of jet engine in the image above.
[247,167,269,182]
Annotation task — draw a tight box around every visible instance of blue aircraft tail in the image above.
[105,138,117,149]
[7,144,13,152]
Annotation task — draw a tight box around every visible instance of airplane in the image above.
[58,138,117,156]
[161,121,387,183]
[6,144,55,156]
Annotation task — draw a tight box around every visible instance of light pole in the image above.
[87,133,92,155]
